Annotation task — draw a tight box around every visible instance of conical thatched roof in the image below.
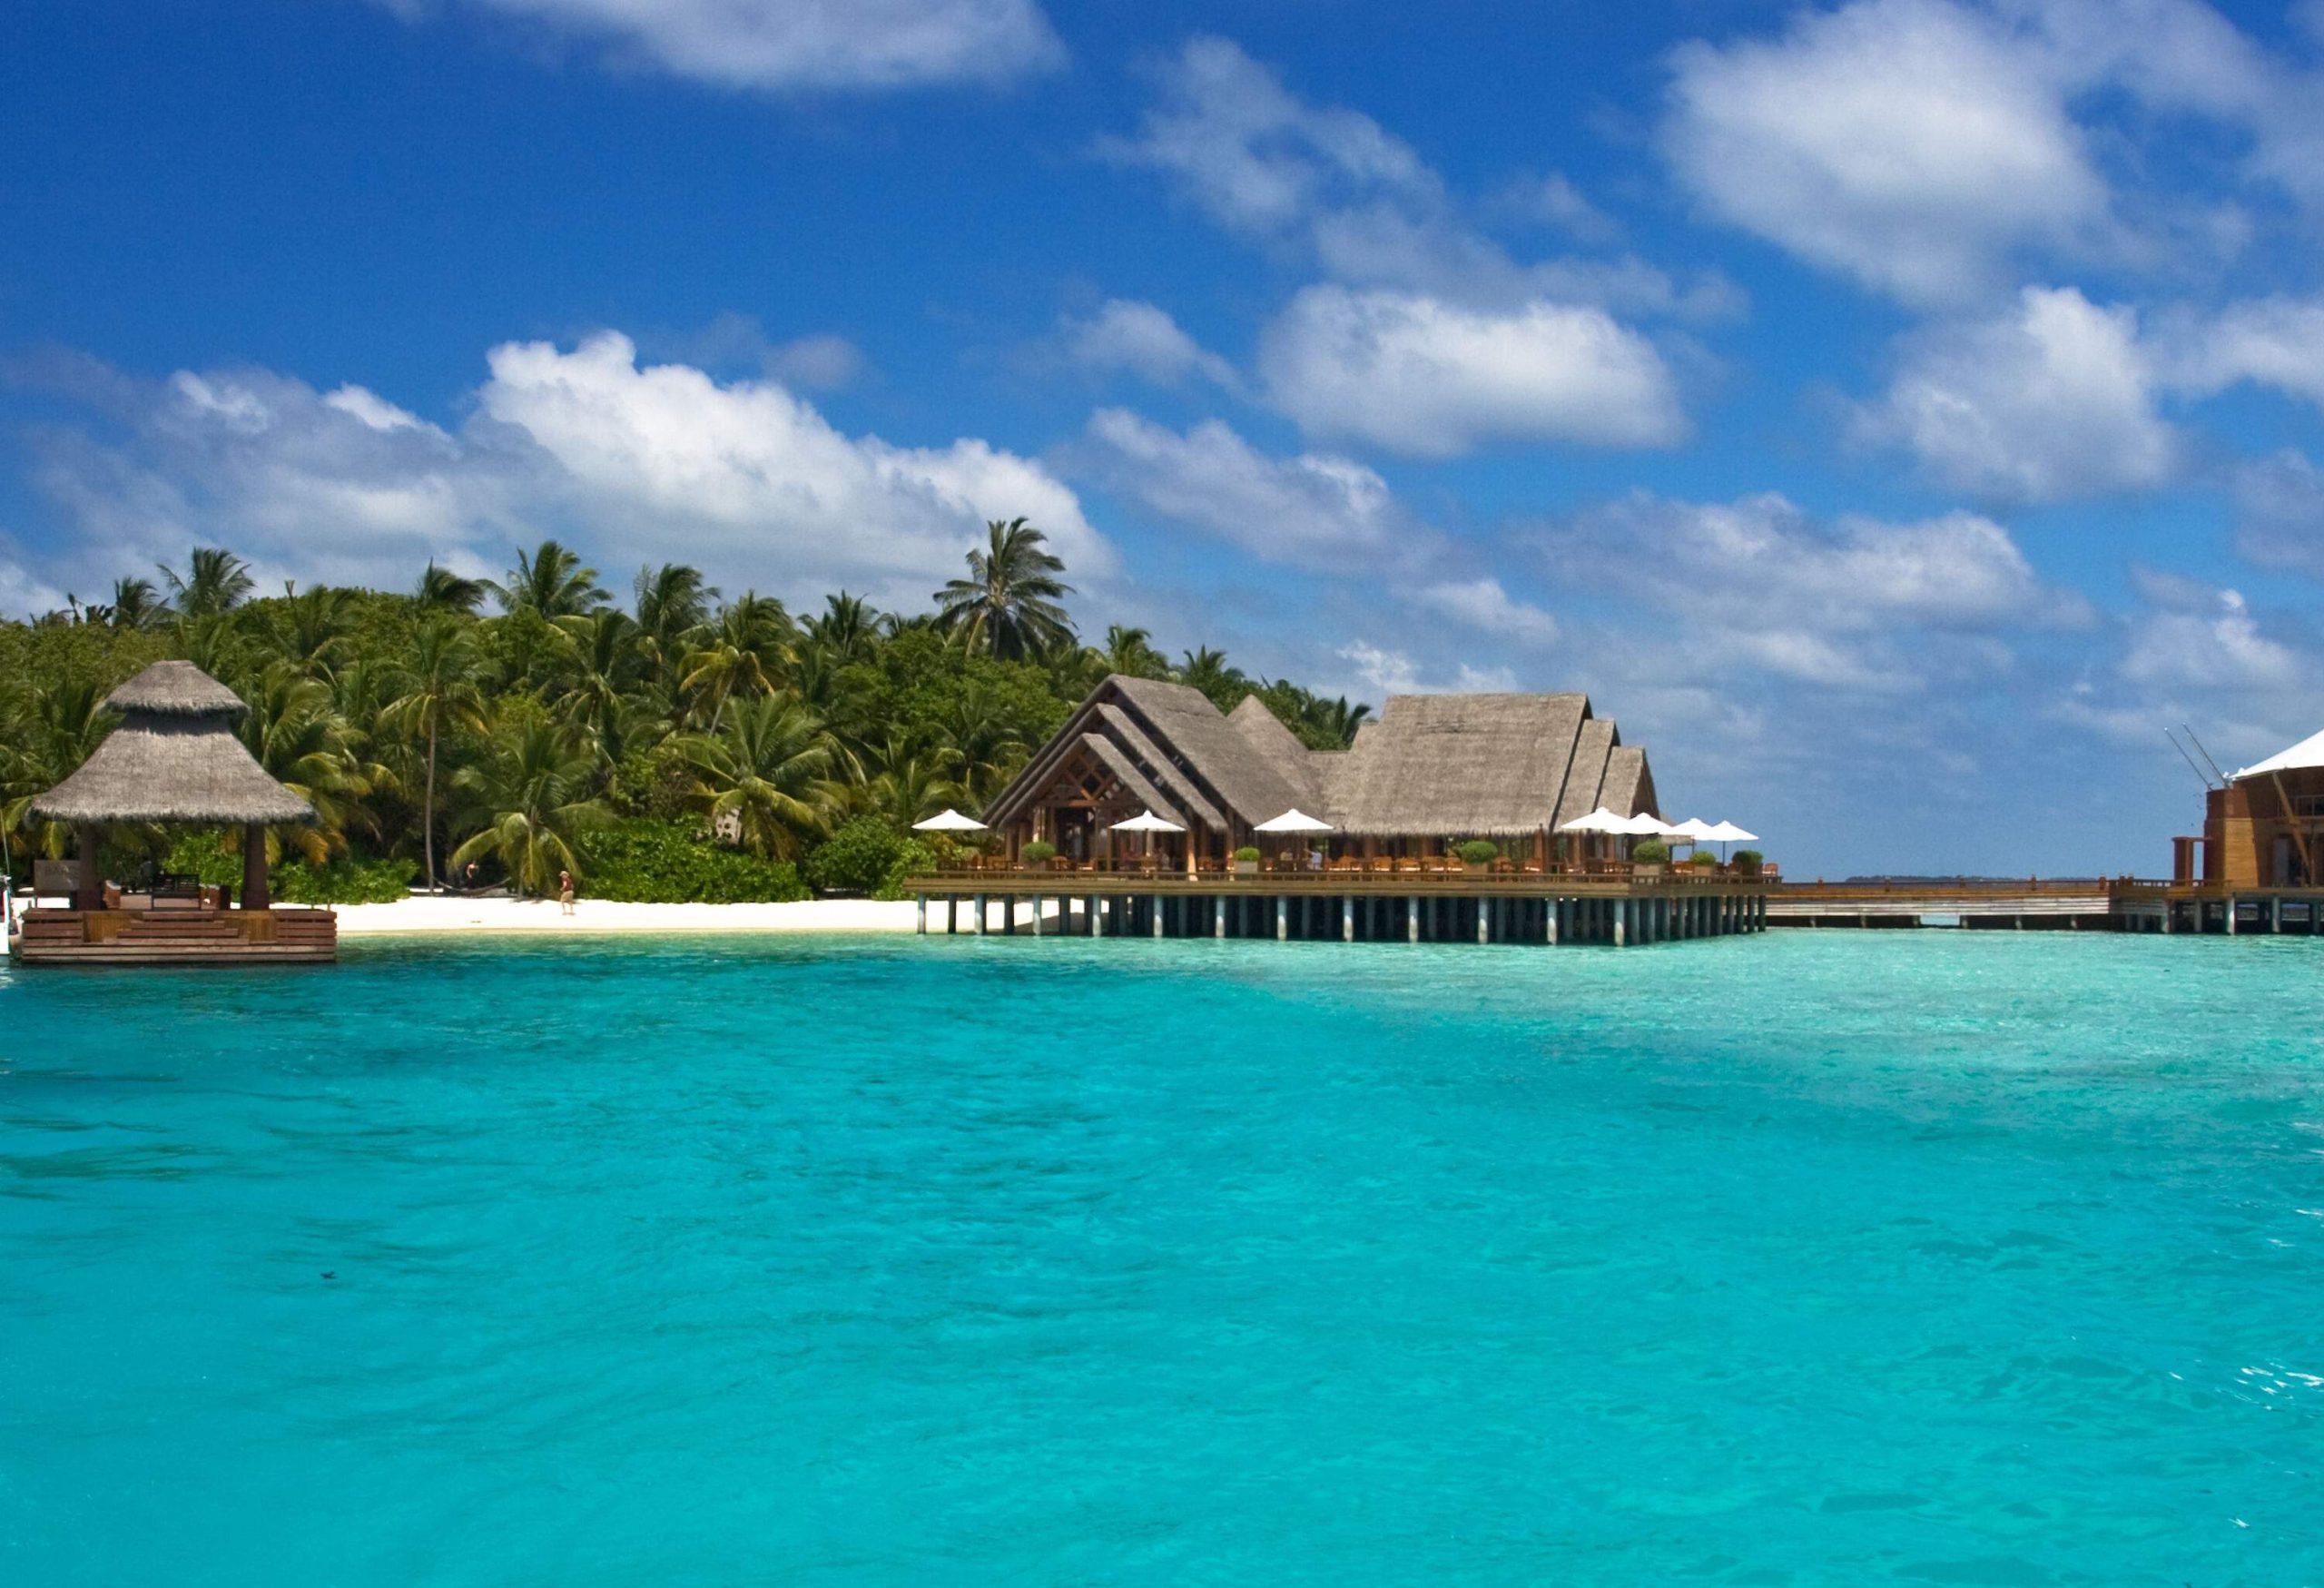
[30,663,314,825]
[103,659,251,718]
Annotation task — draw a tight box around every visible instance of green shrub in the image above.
[1233,845,1261,863]
[1455,839,1500,864]
[1021,840,1058,863]
[803,814,911,895]
[1687,849,1718,866]
[873,837,937,901]
[163,834,417,904]
[574,819,807,902]
[1730,849,1764,875]
[1631,839,1669,865]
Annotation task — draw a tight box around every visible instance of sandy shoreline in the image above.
[331,895,921,935]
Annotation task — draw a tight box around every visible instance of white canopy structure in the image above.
[1108,809,1186,833]
[1666,817,1719,843]
[1612,812,1681,837]
[912,808,988,832]
[1559,806,1633,834]
[1701,821,1758,843]
[2234,728,2324,781]
[1254,808,1334,833]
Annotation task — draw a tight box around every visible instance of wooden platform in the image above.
[8,906,338,965]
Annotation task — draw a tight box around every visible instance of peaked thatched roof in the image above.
[31,662,314,825]
[1328,693,1600,837]
[987,675,1660,842]
[104,659,250,718]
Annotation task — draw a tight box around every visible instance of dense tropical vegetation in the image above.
[0,523,1370,902]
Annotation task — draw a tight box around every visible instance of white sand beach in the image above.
[331,895,921,935]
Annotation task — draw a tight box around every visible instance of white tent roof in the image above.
[2235,727,2324,781]
[1559,805,1631,834]
[911,807,988,831]
[1109,808,1187,833]
[1702,820,1758,843]
[1254,807,1334,833]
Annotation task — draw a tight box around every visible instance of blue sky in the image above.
[9,0,2324,875]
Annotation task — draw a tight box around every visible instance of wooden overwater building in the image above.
[909,676,1768,946]
[8,661,338,965]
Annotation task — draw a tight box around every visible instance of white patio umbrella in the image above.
[1108,808,1186,869]
[1701,820,1758,862]
[1558,806,1632,834]
[1253,807,1334,868]
[911,807,988,832]
[1613,811,1682,837]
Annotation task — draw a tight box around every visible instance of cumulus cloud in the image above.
[1413,578,1560,648]
[395,0,1065,91]
[16,332,1107,607]
[1077,408,1414,568]
[1665,0,2110,305]
[2230,449,2324,578]
[1104,36,1736,321]
[0,547,67,621]
[1335,641,1516,696]
[1058,300,1239,390]
[1854,286,2176,502]
[2159,296,2324,411]
[1257,285,1685,457]
[1525,490,2080,692]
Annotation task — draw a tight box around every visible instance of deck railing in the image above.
[926,856,1772,883]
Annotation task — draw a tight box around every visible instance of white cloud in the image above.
[1413,578,1560,647]
[1335,641,1515,696]
[2120,586,2302,689]
[1105,36,1737,321]
[639,314,867,390]
[2160,296,2324,411]
[19,332,1108,608]
[2231,449,2324,578]
[0,549,67,621]
[1078,408,1413,568]
[1855,285,2176,502]
[1258,285,1685,457]
[404,0,1064,91]
[1527,490,2079,692]
[1059,300,1239,390]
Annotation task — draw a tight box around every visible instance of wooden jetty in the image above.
[907,865,1768,945]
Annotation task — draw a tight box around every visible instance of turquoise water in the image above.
[4,932,2322,1585]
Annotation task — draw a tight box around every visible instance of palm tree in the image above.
[160,547,254,617]
[0,676,113,860]
[553,608,644,763]
[380,619,488,891]
[934,518,1075,660]
[634,562,716,684]
[679,695,849,861]
[416,561,488,613]
[240,664,377,863]
[931,680,1029,804]
[108,577,170,629]
[681,592,796,733]
[256,582,356,677]
[861,730,967,828]
[449,713,610,895]
[1102,625,1172,679]
[1315,695,1373,746]
[805,592,881,666]
[489,539,608,617]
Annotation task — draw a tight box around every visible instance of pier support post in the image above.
[1088,894,1100,936]
[1215,896,1225,939]
[1614,899,1628,947]
[917,895,927,935]
[1343,896,1354,942]
[2226,899,2237,936]
[1476,897,1489,944]
[2272,896,2282,933]
[1547,899,1561,945]
[1003,897,1014,934]
[1152,895,1164,938]
[1276,895,1287,942]
[1407,897,1419,942]
[1031,894,1042,936]
[974,893,986,936]
[947,896,957,934]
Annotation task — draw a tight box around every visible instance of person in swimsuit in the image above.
[557,870,576,915]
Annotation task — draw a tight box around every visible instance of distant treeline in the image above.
[0,520,1369,902]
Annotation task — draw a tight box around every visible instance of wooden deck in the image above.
[903,868,1769,946]
[9,906,338,965]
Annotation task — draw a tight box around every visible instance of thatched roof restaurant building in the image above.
[13,660,336,964]
[984,676,1659,866]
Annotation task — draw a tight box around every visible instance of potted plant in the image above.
[1234,845,1261,876]
[1687,849,1718,871]
[1456,839,1500,873]
[1730,849,1763,878]
[1021,840,1057,871]
[1631,838,1669,876]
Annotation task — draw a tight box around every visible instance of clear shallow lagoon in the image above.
[4,932,2321,1585]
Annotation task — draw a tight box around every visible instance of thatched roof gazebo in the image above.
[31,660,313,912]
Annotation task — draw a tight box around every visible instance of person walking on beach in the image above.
[557,870,576,916]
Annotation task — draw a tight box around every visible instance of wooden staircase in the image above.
[9,907,337,965]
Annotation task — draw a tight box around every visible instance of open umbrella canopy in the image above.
[1666,817,1719,842]
[1108,808,1187,833]
[1559,806,1633,834]
[1254,808,1334,833]
[1610,812,1680,837]
[911,807,989,832]
[1702,821,1758,843]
